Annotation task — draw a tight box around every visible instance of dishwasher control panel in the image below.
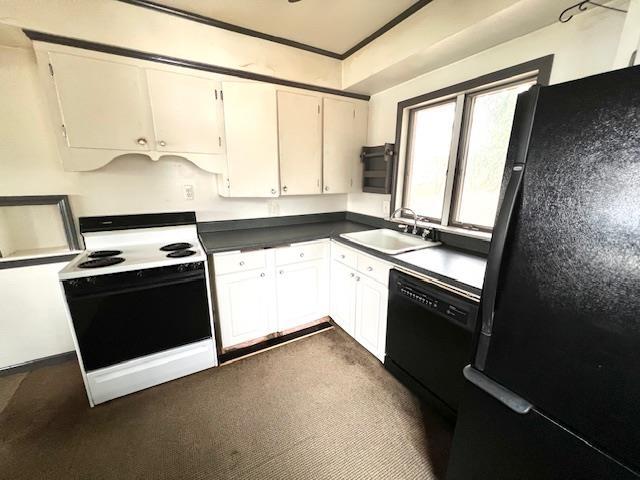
[397,280,472,327]
[400,286,439,309]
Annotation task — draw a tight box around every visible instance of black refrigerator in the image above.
[447,65,640,479]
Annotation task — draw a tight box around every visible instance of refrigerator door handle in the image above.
[476,164,525,363]
[463,365,532,414]
[475,86,539,371]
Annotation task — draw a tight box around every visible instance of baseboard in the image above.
[218,321,333,364]
[0,351,77,377]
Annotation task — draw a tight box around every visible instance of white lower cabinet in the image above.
[213,239,388,357]
[213,240,329,350]
[276,259,328,332]
[329,241,391,362]
[329,261,357,336]
[354,274,388,362]
[215,267,276,348]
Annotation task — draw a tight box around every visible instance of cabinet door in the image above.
[276,259,328,332]
[355,275,389,361]
[277,91,322,195]
[215,269,276,348]
[351,101,369,193]
[322,97,358,194]
[222,82,279,197]
[146,69,224,155]
[48,52,154,151]
[330,261,357,336]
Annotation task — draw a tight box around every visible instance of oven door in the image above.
[63,262,212,371]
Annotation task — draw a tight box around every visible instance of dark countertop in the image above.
[199,218,486,297]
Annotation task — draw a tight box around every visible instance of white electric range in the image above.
[59,212,217,406]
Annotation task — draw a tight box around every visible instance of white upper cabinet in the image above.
[322,97,367,194]
[40,48,225,173]
[49,52,154,152]
[146,69,224,155]
[277,91,322,196]
[221,82,280,197]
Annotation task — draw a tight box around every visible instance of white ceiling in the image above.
[148,0,418,54]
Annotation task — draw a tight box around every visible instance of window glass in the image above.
[452,81,534,228]
[404,101,456,221]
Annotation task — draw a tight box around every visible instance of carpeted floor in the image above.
[0,328,452,480]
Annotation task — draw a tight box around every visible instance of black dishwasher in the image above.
[385,269,478,418]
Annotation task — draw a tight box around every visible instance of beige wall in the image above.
[348,4,627,218]
[0,205,68,257]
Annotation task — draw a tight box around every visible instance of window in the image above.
[450,81,534,229]
[393,57,552,235]
[404,100,456,222]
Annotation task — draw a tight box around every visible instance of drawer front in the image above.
[213,249,267,275]
[357,253,391,286]
[331,242,357,269]
[275,240,328,266]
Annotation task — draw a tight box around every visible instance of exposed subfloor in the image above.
[0,328,452,480]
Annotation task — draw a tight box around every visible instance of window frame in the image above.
[391,55,553,239]
[402,97,459,224]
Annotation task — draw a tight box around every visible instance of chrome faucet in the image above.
[390,207,418,234]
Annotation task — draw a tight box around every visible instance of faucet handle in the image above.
[397,224,409,233]
[421,227,432,240]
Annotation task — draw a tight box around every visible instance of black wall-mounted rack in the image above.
[360,143,394,194]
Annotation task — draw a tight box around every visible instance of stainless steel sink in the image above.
[340,229,440,255]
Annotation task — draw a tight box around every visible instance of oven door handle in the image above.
[65,272,204,299]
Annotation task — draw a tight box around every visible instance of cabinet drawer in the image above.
[213,249,267,275]
[275,240,328,266]
[331,242,357,268]
[357,253,391,287]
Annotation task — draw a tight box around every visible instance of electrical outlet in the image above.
[382,200,390,216]
[183,184,195,200]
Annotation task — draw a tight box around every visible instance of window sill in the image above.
[0,250,82,270]
[390,218,492,242]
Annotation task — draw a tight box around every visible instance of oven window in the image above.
[66,274,211,371]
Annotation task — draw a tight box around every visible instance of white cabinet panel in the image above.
[330,241,358,269]
[276,259,328,332]
[275,240,327,266]
[356,252,392,287]
[322,98,367,194]
[215,269,276,348]
[49,52,154,152]
[221,82,279,197]
[355,274,389,362]
[213,249,267,275]
[146,69,224,155]
[329,261,357,337]
[277,91,322,195]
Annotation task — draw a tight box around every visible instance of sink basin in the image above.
[340,229,440,255]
